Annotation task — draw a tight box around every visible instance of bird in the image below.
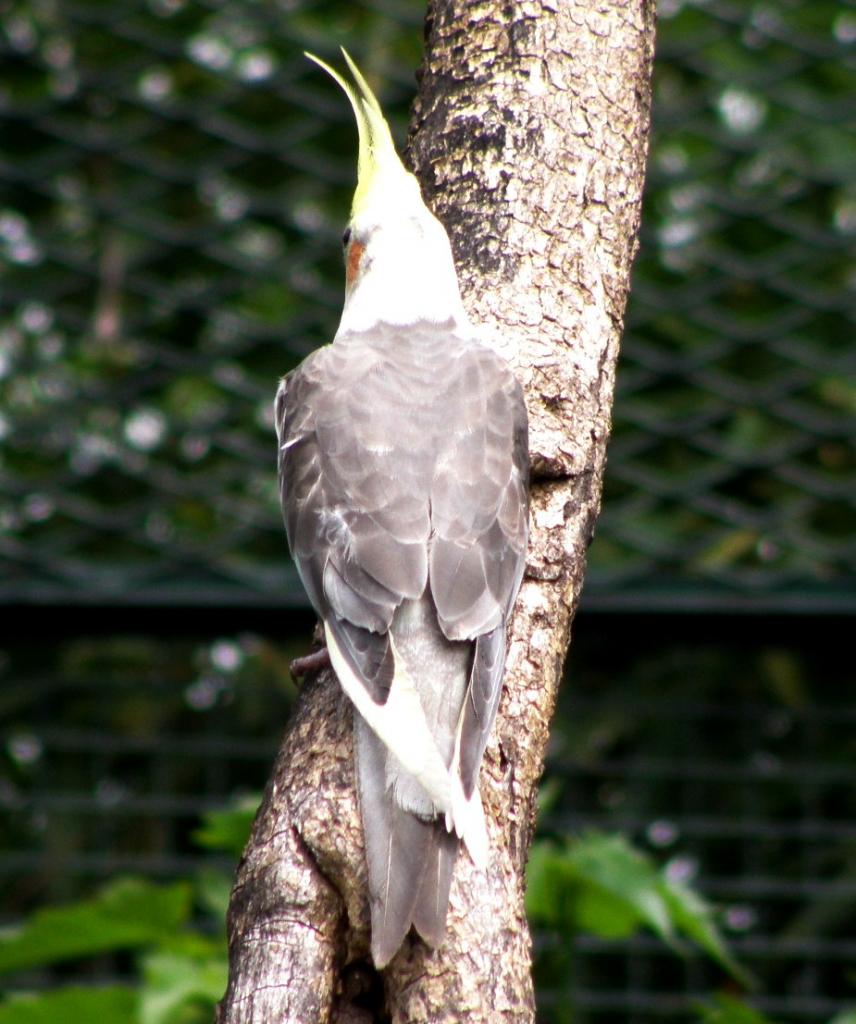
[275,49,529,968]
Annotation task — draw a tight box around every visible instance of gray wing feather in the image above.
[277,323,529,961]
[277,328,527,652]
[427,348,529,801]
[277,333,434,664]
[459,626,506,799]
[429,346,529,641]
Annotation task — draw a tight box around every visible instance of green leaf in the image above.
[0,986,136,1024]
[566,832,676,945]
[155,932,224,961]
[194,869,233,924]
[0,879,192,975]
[527,833,674,942]
[139,952,228,1024]
[535,778,564,820]
[659,877,753,987]
[528,832,752,986]
[525,841,566,926]
[192,796,259,857]
[572,876,645,940]
[694,994,778,1024]
[829,1014,856,1024]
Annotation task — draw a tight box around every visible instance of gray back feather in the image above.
[276,319,528,656]
[276,319,528,961]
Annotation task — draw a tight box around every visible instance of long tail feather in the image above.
[355,715,460,966]
[411,824,458,947]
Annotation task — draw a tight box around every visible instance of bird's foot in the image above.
[289,646,331,680]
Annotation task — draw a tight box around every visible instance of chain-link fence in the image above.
[2,0,853,611]
[1,0,854,1020]
[3,624,853,1021]
[595,0,856,612]
[540,621,855,1021]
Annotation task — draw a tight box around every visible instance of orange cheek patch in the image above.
[346,240,365,287]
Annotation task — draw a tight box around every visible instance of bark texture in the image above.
[218,2,655,1021]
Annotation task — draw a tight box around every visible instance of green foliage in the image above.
[694,994,780,1024]
[1,794,854,1023]
[529,831,855,1023]
[0,798,257,1024]
[0,879,192,975]
[0,800,749,1021]
[139,952,228,1024]
[527,831,749,986]
[692,994,856,1024]
[1,0,852,608]
[0,987,136,1024]
[660,879,750,987]
[192,795,260,859]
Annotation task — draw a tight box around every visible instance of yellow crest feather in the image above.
[305,48,409,219]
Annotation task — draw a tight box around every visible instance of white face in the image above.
[337,180,467,333]
[345,208,444,287]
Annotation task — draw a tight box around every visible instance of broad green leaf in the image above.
[571,877,644,940]
[528,833,753,983]
[566,832,675,946]
[140,952,228,1024]
[0,986,136,1024]
[659,877,753,987]
[829,1014,856,1024]
[192,796,259,857]
[194,868,233,924]
[525,842,567,926]
[527,833,673,942]
[0,879,192,975]
[535,778,564,819]
[694,994,778,1024]
[155,932,224,961]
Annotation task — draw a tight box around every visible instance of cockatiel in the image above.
[275,50,529,967]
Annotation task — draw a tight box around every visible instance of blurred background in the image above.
[0,1,853,1022]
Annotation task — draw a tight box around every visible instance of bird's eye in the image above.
[342,227,352,247]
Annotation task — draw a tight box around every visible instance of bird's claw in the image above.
[289,646,331,680]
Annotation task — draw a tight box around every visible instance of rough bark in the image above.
[218,2,655,1022]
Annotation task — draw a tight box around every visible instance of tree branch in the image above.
[218,2,655,1021]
